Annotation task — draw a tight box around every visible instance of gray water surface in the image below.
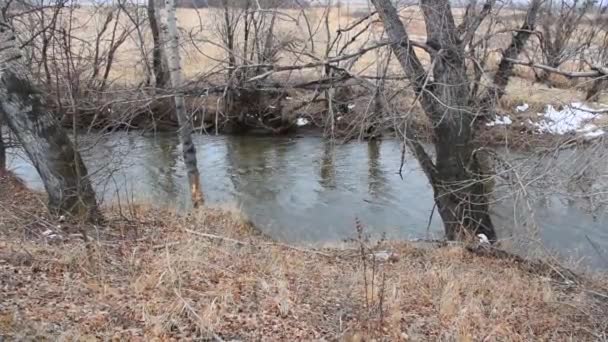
[7,132,608,269]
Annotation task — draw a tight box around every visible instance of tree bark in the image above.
[149,0,170,88]
[489,0,542,99]
[586,78,605,101]
[0,19,99,219]
[0,116,5,172]
[372,0,496,241]
[162,0,204,207]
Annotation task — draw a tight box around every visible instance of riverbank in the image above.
[48,73,607,151]
[1,173,607,340]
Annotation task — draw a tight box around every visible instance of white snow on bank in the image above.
[296,117,309,126]
[583,129,605,139]
[534,102,605,139]
[516,103,529,112]
[578,123,605,140]
[486,115,512,126]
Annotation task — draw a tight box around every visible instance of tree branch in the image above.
[506,58,608,78]
[245,39,434,82]
[458,0,497,44]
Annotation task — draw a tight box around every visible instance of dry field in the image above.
[31,4,605,102]
[1,172,608,340]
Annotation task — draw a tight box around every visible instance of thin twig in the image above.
[184,229,333,257]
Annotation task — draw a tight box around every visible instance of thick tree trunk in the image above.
[586,78,605,101]
[162,0,204,207]
[422,0,496,241]
[371,0,496,241]
[0,117,5,172]
[148,0,170,89]
[535,59,559,86]
[490,0,542,99]
[0,19,99,219]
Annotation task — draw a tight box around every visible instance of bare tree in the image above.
[369,0,542,241]
[0,16,99,219]
[162,0,205,207]
[536,0,597,85]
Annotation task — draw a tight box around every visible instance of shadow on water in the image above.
[6,131,608,270]
[148,134,180,199]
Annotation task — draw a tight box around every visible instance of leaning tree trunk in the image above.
[371,0,497,241]
[148,0,170,88]
[0,19,98,219]
[162,0,204,207]
[0,116,5,172]
[489,0,542,100]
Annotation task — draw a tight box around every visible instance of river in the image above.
[6,132,608,270]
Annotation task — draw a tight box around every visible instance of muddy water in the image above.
[7,132,608,269]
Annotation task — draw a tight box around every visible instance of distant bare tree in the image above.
[536,0,597,85]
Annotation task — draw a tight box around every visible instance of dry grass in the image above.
[1,174,607,340]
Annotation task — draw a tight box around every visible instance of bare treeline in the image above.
[0,0,607,241]
[176,0,310,8]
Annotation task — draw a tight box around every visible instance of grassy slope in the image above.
[1,173,607,340]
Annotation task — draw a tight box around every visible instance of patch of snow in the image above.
[369,251,399,262]
[42,229,60,240]
[285,96,293,100]
[578,123,598,133]
[477,233,490,244]
[486,115,512,127]
[516,103,529,112]
[534,102,605,138]
[296,117,309,126]
[584,129,605,140]
[347,103,356,110]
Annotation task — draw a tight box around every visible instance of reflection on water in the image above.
[6,132,608,269]
[319,141,336,190]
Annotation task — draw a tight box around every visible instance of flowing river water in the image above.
[6,132,608,270]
